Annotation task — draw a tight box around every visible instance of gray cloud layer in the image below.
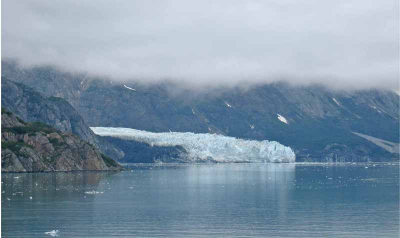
[2,0,399,90]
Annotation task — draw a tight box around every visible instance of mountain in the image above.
[1,77,193,164]
[3,60,399,162]
[1,109,122,172]
[101,136,187,163]
[1,78,124,160]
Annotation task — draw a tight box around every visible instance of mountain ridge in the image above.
[3,60,399,162]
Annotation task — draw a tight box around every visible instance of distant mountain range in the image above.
[2,60,399,162]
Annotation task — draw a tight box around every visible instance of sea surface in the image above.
[1,163,399,238]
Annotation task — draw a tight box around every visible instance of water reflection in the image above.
[2,172,118,238]
[183,164,296,219]
[2,172,114,201]
[1,163,399,238]
[89,164,297,237]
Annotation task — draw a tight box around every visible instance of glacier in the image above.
[91,127,296,163]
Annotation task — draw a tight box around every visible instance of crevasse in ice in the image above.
[91,127,296,163]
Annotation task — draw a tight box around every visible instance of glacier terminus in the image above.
[91,127,296,163]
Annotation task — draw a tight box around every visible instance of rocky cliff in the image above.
[1,78,124,160]
[1,109,123,172]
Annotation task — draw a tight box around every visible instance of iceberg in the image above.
[91,127,296,163]
[85,190,104,195]
[44,230,59,236]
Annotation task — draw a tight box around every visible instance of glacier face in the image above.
[91,127,296,163]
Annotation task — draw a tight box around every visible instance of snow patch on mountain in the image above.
[370,105,382,113]
[123,85,136,91]
[91,127,295,163]
[332,98,340,106]
[277,114,288,124]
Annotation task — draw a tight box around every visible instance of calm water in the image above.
[1,163,399,238]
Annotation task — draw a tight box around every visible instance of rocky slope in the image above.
[1,109,122,172]
[102,136,188,163]
[1,78,124,160]
[3,60,399,162]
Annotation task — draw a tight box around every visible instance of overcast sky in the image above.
[2,0,399,90]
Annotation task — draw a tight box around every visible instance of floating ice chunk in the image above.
[124,85,136,91]
[225,102,232,108]
[91,127,296,163]
[192,109,196,115]
[250,124,255,129]
[29,196,33,200]
[277,114,288,124]
[85,191,104,195]
[332,98,340,106]
[14,176,20,179]
[44,230,59,236]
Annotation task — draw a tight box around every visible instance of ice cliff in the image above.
[91,127,296,163]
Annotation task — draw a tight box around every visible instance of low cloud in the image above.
[2,0,399,90]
